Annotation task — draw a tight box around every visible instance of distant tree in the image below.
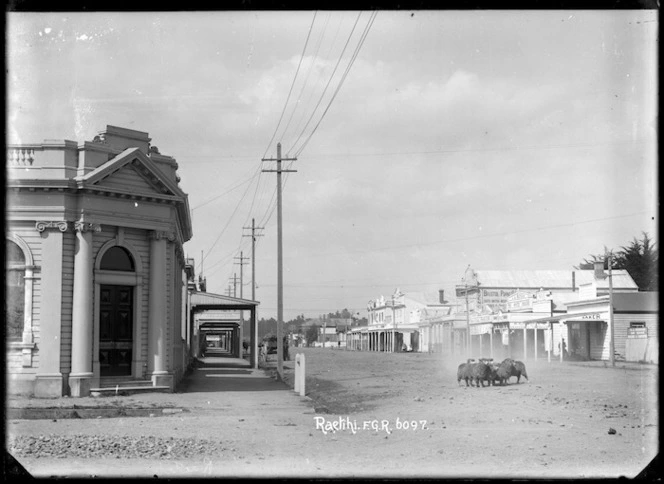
[574,246,612,270]
[614,232,658,291]
[305,324,319,346]
[574,233,658,291]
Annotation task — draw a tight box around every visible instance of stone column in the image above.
[69,222,99,397]
[34,221,66,396]
[148,231,173,389]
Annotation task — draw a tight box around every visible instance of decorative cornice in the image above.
[35,221,68,233]
[150,230,176,242]
[174,240,185,264]
[74,222,102,233]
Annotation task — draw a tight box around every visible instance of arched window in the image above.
[6,240,26,341]
[100,246,135,271]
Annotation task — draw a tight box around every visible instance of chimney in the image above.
[439,290,445,303]
[594,260,605,279]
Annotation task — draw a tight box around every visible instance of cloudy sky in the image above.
[7,10,658,320]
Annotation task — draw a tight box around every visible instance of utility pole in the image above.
[234,252,249,299]
[607,251,615,367]
[243,218,264,368]
[243,218,264,302]
[463,265,475,359]
[262,142,297,381]
[229,273,238,298]
[234,251,249,359]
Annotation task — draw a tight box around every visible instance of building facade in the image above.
[453,264,641,362]
[6,125,193,397]
[348,289,450,352]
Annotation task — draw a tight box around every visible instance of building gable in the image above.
[95,162,167,195]
[76,148,184,200]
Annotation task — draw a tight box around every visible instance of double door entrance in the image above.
[568,322,590,360]
[99,285,133,377]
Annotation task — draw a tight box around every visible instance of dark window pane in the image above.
[6,240,25,265]
[100,246,135,271]
[6,282,24,341]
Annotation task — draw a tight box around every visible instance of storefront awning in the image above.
[521,311,604,324]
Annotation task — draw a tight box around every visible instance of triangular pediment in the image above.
[76,148,183,199]
[95,163,168,195]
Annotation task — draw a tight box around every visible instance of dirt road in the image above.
[7,350,658,478]
[280,348,657,478]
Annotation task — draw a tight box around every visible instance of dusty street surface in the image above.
[6,350,658,478]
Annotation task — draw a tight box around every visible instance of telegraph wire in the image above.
[284,13,344,157]
[200,162,264,268]
[191,166,261,211]
[294,10,377,157]
[278,12,332,150]
[287,12,363,155]
[184,138,650,162]
[262,11,318,160]
[285,211,653,260]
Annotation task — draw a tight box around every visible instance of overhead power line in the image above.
[287,11,364,155]
[262,11,318,160]
[294,10,378,157]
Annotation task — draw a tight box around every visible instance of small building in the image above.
[453,264,640,362]
[349,289,450,352]
[6,126,192,397]
[559,290,658,363]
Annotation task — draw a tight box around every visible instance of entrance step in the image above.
[89,386,171,396]
[91,379,170,395]
[99,378,154,388]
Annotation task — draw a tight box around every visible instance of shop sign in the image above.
[478,313,509,323]
[628,327,648,338]
[493,322,509,330]
[506,290,535,311]
[579,313,602,320]
[507,298,534,311]
[481,289,515,311]
[511,321,525,330]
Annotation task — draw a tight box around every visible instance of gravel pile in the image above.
[9,434,229,460]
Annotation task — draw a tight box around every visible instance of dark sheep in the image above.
[511,360,528,383]
[488,363,502,385]
[457,359,476,387]
[470,361,493,388]
[495,358,515,386]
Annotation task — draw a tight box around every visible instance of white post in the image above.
[523,327,527,361]
[296,353,305,397]
[294,354,301,394]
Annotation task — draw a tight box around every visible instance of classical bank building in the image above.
[6,126,193,397]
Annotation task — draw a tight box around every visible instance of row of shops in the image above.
[349,270,658,364]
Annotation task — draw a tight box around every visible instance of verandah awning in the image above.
[519,311,605,325]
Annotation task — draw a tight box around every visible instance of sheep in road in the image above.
[457,359,476,387]
[511,360,529,383]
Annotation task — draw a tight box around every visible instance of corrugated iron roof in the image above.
[407,291,446,306]
[472,270,638,290]
[190,291,259,307]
